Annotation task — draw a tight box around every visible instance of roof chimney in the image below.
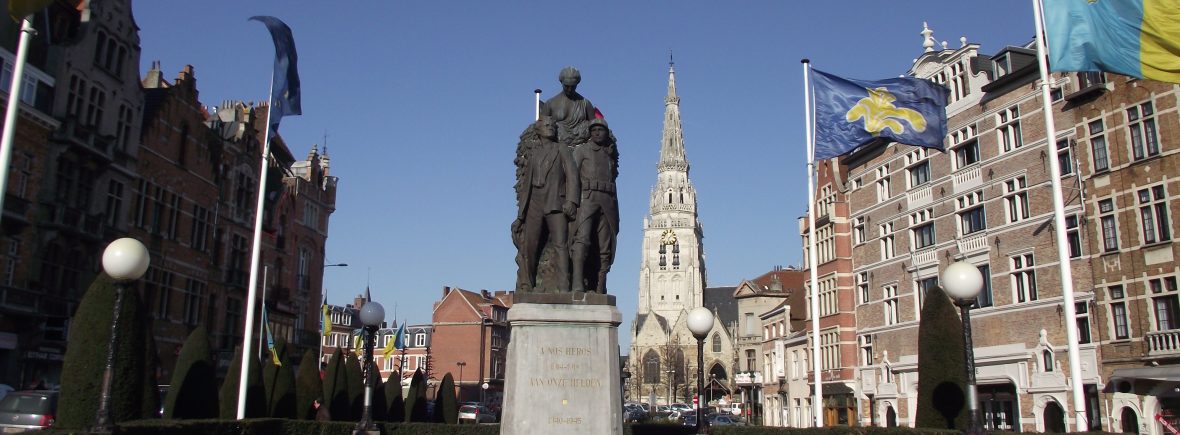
[443,286,451,297]
[481,289,491,299]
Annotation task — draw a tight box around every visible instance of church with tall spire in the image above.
[629,63,733,405]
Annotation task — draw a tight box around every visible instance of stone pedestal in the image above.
[501,302,623,435]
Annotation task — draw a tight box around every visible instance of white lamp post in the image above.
[687,307,715,434]
[356,300,384,433]
[93,238,150,432]
[941,261,984,433]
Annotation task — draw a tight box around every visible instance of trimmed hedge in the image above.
[262,339,297,418]
[322,349,350,420]
[382,370,405,422]
[433,372,457,424]
[218,345,267,418]
[294,350,322,420]
[344,352,364,420]
[914,287,967,430]
[163,327,219,419]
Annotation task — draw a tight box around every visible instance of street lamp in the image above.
[355,299,385,433]
[325,263,348,268]
[456,361,466,402]
[942,261,984,434]
[93,238,150,432]
[687,307,715,434]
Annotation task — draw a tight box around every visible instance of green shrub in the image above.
[345,351,364,420]
[382,370,405,422]
[218,346,267,419]
[163,327,219,419]
[56,273,148,429]
[294,350,322,420]
[322,349,350,421]
[368,360,387,422]
[140,317,160,419]
[405,369,428,422]
[433,372,457,424]
[262,339,296,418]
[914,286,967,430]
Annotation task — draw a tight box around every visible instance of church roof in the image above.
[703,286,738,329]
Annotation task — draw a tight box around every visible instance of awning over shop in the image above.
[1109,366,1180,383]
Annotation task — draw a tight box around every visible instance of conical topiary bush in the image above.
[382,370,404,422]
[295,350,323,420]
[433,372,458,424]
[218,345,266,419]
[322,349,350,421]
[405,369,428,422]
[139,317,160,420]
[345,352,364,420]
[162,327,218,419]
[261,339,296,418]
[57,273,148,429]
[915,286,968,430]
[367,360,387,422]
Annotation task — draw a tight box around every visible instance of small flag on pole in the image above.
[262,306,282,367]
[353,329,363,356]
[1043,0,1180,83]
[811,69,950,160]
[384,322,405,358]
[321,301,331,337]
[249,16,302,134]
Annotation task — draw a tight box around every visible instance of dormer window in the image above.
[994,54,1012,77]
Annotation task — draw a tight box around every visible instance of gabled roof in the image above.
[703,286,737,328]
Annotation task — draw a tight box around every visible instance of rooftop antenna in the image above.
[322,130,328,155]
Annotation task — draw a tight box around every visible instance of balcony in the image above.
[0,285,39,312]
[906,185,932,210]
[952,165,981,194]
[956,232,989,255]
[910,247,938,267]
[1146,329,1180,357]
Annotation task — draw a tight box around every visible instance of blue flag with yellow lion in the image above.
[811,69,949,160]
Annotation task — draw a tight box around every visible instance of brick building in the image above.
[430,286,511,405]
[732,267,802,422]
[844,27,1101,431]
[798,157,860,426]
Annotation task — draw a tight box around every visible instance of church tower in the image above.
[628,63,713,405]
[636,62,707,320]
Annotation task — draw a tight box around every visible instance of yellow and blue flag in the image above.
[1044,0,1180,83]
[262,306,281,367]
[249,16,302,134]
[321,301,331,337]
[811,69,949,160]
[383,322,405,358]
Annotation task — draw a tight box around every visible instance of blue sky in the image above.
[133,1,1035,349]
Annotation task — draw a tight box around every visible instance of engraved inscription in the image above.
[529,378,602,388]
[551,416,584,425]
[540,346,593,356]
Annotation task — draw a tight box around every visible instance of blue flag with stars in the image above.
[250,16,302,135]
[811,69,949,160]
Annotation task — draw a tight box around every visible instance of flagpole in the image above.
[1032,0,1087,430]
[534,89,541,120]
[237,72,277,420]
[258,266,269,360]
[0,16,36,219]
[318,289,325,369]
[801,59,823,428]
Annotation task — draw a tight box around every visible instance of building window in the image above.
[224,298,241,350]
[876,165,891,203]
[1004,176,1029,223]
[820,331,839,370]
[414,333,426,347]
[952,124,979,169]
[105,180,123,228]
[1138,185,1170,244]
[957,191,986,235]
[190,205,210,252]
[880,222,895,259]
[1099,199,1119,252]
[1,238,19,287]
[859,335,873,365]
[916,276,938,309]
[304,202,319,228]
[1088,120,1109,172]
[911,208,935,249]
[1057,139,1073,175]
[976,265,993,308]
[997,106,1022,152]
[854,216,866,244]
[183,278,205,325]
[116,104,133,150]
[1127,101,1159,161]
[711,333,721,353]
[857,272,869,305]
[1150,277,1178,331]
[745,349,756,372]
[905,149,931,188]
[853,177,863,189]
[1011,254,1037,303]
[1042,349,1054,372]
[1075,302,1091,344]
[1110,286,1129,339]
[883,285,899,325]
[1066,214,1082,258]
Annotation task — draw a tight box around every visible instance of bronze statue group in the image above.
[513,67,619,295]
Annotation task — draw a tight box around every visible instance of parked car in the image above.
[457,404,497,424]
[669,403,692,413]
[623,407,648,423]
[0,390,57,432]
[710,414,745,426]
